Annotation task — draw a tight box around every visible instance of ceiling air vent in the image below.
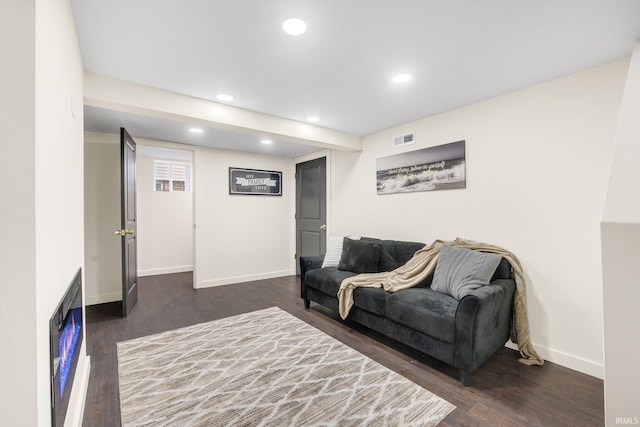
[393,132,415,147]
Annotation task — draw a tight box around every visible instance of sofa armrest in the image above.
[300,255,325,299]
[454,278,516,374]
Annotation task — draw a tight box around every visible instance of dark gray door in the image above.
[295,157,327,275]
[119,128,138,317]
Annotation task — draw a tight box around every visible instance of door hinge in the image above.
[294,254,298,260]
[294,213,297,219]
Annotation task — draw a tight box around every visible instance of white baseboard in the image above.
[85,268,193,305]
[138,265,193,277]
[506,341,603,379]
[198,270,294,288]
[85,291,121,306]
[65,354,90,427]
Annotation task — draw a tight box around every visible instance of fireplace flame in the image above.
[58,310,81,397]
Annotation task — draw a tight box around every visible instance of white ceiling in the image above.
[73,0,640,156]
[84,106,322,158]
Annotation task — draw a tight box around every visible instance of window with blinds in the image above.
[154,161,191,192]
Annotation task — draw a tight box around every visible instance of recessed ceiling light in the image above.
[306,116,320,122]
[216,93,234,102]
[282,18,307,36]
[392,74,412,83]
[261,139,273,144]
[189,128,203,133]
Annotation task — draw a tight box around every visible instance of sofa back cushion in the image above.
[491,258,512,280]
[361,237,425,272]
[338,238,382,273]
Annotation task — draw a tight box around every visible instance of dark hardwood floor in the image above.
[82,273,604,426]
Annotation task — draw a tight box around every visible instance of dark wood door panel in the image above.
[296,157,327,274]
[120,128,138,317]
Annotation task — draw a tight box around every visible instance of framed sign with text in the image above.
[376,140,466,195]
[229,168,282,196]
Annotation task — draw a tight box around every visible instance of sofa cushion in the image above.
[352,287,387,316]
[385,288,458,343]
[361,238,425,272]
[432,245,502,300]
[338,238,382,273]
[380,240,425,271]
[305,267,358,296]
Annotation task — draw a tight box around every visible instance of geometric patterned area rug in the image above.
[117,307,455,426]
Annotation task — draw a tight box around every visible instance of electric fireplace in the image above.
[49,268,83,427]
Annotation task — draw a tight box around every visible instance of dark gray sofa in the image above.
[300,238,515,386]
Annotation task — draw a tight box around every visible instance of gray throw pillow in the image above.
[431,245,502,300]
[338,238,382,273]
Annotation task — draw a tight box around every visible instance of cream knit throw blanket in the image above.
[337,237,544,366]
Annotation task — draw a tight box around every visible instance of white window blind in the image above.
[154,161,191,192]
[172,165,186,181]
[155,163,171,180]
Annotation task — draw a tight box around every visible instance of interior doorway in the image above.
[136,145,195,283]
[295,157,327,275]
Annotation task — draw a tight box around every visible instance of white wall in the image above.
[0,0,88,425]
[195,147,296,288]
[329,60,629,378]
[84,132,122,305]
[35,0,88,425]
[0,0,38,424]
[601,42,640,426]
[137,154,193,276]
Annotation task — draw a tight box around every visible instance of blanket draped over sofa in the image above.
[337,237,544,366]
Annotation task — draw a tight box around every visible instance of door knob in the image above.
[320,224,327,230]
[115,229,134,236]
